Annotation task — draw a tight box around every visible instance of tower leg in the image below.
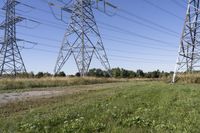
[172,0,200,82]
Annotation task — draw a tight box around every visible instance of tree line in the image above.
[87,68,173,78]
[4,68,173,78]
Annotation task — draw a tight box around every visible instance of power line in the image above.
[24,40,176,57]
[99,33,176,47]
[17,13,67,30]
[15,30,177,57]
[108,54,172,62]
[18,32,62,42]
[5,9,176,47]
[3,0,178,40]
[14,2,180,41]
[142,0,184,20]
[36,0,179,39]
[98,21,175,45]
[0,0,179,72]
[9,9,176,49]
[109,58,173,65]
[11,2,177,55]
[16,19,177,50]
[2,0,179,43]
[16,11,178,46]
[21,1,61,16]
[99,31,177,48]
[119,8,180,35]
[115,14,179,37]
[23,47,174,64]
[108,49,175,57]
[4,2,178,48]
[26,47,173,65]
[23,45,175,65]
[102,37,176,51]
[170,0,186,9]
[1,10,66,31]
[9,6,178,47]
[17,31,177,52]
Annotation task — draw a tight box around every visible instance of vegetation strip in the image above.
[1,81,200,132]
[0,77,126,93]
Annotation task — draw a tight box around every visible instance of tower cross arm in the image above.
[0,16,25,29]
[2,0,20,10]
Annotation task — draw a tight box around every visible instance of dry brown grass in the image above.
[0,77,125,91]
[176,73,200,83]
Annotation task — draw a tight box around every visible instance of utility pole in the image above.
[53,0,116,76]
[172,0,200,82]
[0,0,26,76]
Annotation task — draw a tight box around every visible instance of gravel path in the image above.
[0,83,122,106]
[0,90,65,105]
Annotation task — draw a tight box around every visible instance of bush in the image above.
[55,72,66,77]
[35,72,44,78]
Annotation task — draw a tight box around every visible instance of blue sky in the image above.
[0,0,188,74]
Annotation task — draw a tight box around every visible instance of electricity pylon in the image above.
[54,0,115,76]
[172,0,200,82]
[0,0,26,76]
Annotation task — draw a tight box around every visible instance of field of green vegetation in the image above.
[1,79,200,133]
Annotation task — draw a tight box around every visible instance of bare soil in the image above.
[0,83,121,106]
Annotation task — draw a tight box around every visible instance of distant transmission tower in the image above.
[53,0,116,76]
[0,0,26,76]
[172,0,200,82]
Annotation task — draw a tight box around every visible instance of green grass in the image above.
[1,81,200,132]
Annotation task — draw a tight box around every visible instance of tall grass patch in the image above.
[0,77,124,91]
[177,73,200,83]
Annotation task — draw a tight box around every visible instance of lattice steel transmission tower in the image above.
[0,0,26,76]
[172,0,200,82]
[54,0,115,76]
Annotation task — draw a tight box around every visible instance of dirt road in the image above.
[0,83,123,106]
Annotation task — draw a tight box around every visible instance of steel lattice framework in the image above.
[54,0,111,76]
[172,0,200,82]
[0,0,26,76]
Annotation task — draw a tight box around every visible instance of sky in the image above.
[0,0,188,74]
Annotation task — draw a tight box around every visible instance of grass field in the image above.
[1,80,200,132]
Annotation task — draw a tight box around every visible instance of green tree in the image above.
[35,72,44,78]
[75,72,81,77]
[120,69,129,78]
[136,69,144,78]
[129,71,137,78]
[112,68,121,78]
[151,70,160,78]
[55,71,66,77]
[88,69,96,77]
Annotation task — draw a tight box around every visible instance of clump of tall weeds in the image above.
[0,77,123,91]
